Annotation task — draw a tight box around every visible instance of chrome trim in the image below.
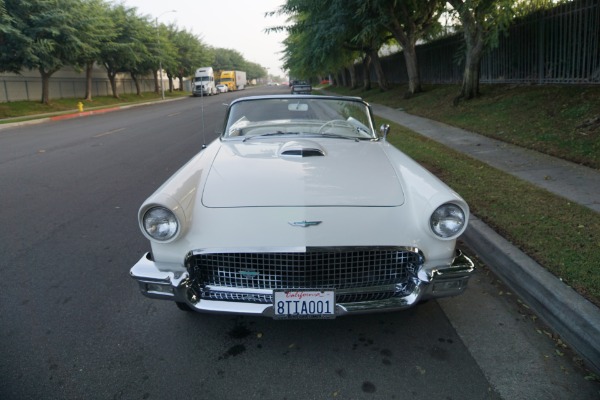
[380,124,390,141]
[184,247,424,306]
[130,253,189,302]
[204,285,272,295]
[288,220,322,227]
[200,283,398,297]
[129,248,475,317]
[281,148,325,157]
[190,245,421,255]
[430,249,474,280]
[191,246,308,255]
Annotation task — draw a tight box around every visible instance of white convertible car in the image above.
[130,95,474,318]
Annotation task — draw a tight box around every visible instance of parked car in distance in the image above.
[216,84,228,93]
[130,95,474,319]
[291,81,312,94]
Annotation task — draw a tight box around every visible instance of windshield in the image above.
[194,76,210,82]
[222,96,376,140]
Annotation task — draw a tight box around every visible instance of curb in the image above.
[49,106,122,121]
[0,96,187,131]
[0,107,122,131]
[463,216,600,374]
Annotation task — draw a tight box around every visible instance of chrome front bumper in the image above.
[130,250,474,317]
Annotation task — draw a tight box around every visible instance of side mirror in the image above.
[380,124,390,141]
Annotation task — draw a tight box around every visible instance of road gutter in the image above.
[463,215,600,375]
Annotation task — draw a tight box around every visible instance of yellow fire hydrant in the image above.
[77,102,84,112]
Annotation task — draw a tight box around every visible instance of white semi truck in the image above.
[192,67,217,96]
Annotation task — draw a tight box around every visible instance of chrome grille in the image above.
[186,248,422,304]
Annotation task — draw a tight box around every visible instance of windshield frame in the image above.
[220,95,378,142]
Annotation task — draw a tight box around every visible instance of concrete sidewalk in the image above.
[371,103,600,374]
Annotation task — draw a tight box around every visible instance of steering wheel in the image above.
[317,119,352,134]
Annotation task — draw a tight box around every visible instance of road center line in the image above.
[93,128,126,138]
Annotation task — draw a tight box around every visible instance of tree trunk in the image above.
[40,69,50,104]
[130,72,141,95]
[39,68,52,104]
[386,4,424,98]
[84,62,93,101]
[370,49,389,91]
[107,70,119,99]
[450,0,485,105]
[453,30,484,104]
[339,69,347,87]
[348,64,357,89]
[362,55,371,91]
[458,52,482,102]
[402,41,421,97]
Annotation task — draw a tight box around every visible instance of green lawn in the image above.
[0,91,189,122]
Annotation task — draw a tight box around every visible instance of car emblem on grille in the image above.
[239,270,259,278]
[288,220,322,227]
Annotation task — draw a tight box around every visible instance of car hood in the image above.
[202,139,404,207]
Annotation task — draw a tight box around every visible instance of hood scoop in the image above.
[279,140,326,157]
[203,139,405,207]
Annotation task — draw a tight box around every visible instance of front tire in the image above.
[175,302,193,312]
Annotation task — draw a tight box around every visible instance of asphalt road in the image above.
[1,86,598,399]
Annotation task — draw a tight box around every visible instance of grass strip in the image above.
[0,91,188,121]
[383,119,600,306]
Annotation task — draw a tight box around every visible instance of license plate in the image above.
[273,290,336,319]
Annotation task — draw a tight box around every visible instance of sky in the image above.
[118,0,289,78]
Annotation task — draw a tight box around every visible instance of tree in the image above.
[373,0,445,97]
[99,4,142,99]
[269,0,360,83]
[2,0,89,104]
[74,0,116,101]
[161,24,182,94]
[269,0,393,90]
[348,0,394,91]
[171,28,212,91]
[213,48,247,71]
[123,15,155,96]
[448,0,515,103]
[0,0,31,74]
[245,61,268,81]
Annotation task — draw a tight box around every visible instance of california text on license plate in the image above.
[273,290,336,319]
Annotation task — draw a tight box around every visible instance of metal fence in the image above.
[351,0,600,86]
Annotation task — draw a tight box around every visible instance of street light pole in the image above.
[155,10,176,100]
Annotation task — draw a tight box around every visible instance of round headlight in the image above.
[430,203,466,238]
[143,207,179,241]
